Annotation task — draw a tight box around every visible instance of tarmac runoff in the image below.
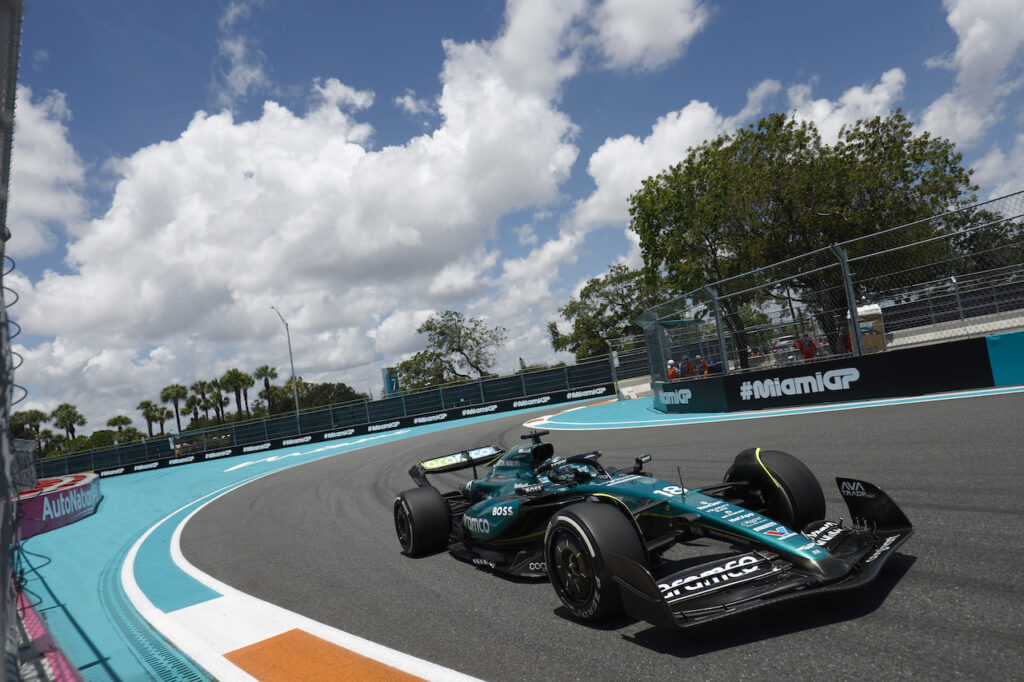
[22,386,1024,680]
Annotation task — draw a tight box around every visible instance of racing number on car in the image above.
[653,485,684,498]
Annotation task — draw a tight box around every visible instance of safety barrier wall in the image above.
[18,474,102,539]
[652,333,1011,413]
[86,383,616,479]
[985,330,1024,387]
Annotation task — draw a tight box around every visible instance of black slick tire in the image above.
[394,487,450,555]
[724,448,825,529]
[544,502,645,622]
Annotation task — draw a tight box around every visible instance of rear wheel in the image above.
[544,502,645,622]
[394,487,451,555]
[724,448,825,529]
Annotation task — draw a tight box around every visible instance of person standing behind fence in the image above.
[693,354,709,377]
[795,333,817,363]
[667,360,678,380]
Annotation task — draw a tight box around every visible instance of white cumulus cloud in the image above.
[921,0,1024,146]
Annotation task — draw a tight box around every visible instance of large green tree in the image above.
[628,110,976,358]
[397,311,507,390]
[12,409,49,450]
[302,381,366,409]
[548,265,681,359]
[160,383,189,433]
[50,403,86,440]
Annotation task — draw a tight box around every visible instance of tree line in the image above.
[12,365,366,458]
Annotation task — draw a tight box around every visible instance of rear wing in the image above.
[409,445,505,487]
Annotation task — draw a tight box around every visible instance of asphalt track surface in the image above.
[181,393,1024,680]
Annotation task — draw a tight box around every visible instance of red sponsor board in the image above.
[18,474,103,539]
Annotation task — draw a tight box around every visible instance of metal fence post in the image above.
[831,244,865,356]
[702,285,730,376]
[438,384,445,409]
[520,371,527,397]
[478,378,485,404]
[606,341,619,388]
[951,276,967,333]
[563,366,570,390]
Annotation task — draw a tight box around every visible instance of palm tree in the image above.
[136,400,157,437]
[190,380,211,421]
[37,429,56,457]
[220,368,248,420]
[254,365,278,413]
[50,403,87,440]
[107,415,132,433]
[155,406,174,435]
[160,383,189,433]
[209,379,226,422]
[185,395,202,425]
[241,372,255,418]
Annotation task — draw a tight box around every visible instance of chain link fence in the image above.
[640,190,1024,380]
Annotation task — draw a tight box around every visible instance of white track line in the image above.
[123,459,482,681]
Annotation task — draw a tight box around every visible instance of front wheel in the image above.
[724,448,825,529]
[394,487,451,555]
[544,502,646,621]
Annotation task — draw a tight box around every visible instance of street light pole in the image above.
[270,306,301,433]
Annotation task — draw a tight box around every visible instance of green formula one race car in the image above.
[393,431,913,629]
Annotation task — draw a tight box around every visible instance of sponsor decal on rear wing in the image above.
[410,445,505,485]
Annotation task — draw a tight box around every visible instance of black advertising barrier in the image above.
[93,383,616,478]
[719,336,994,411]
[651,337,995,415]
[652,377,728,413]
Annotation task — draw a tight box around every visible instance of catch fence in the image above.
[640,190,1024,379]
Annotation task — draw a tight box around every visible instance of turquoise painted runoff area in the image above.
[986,329,1024,387]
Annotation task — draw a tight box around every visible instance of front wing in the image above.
[610,476,914,629]
[609,528,912,629]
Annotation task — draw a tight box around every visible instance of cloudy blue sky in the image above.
[7,0,1024,432]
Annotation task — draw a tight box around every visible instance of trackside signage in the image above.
[652,380,728,413]
[738,368,860,401]
[652,337,994,414]
[19,474,103,539]
[87,383,615,478]
[720,337,993,410]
